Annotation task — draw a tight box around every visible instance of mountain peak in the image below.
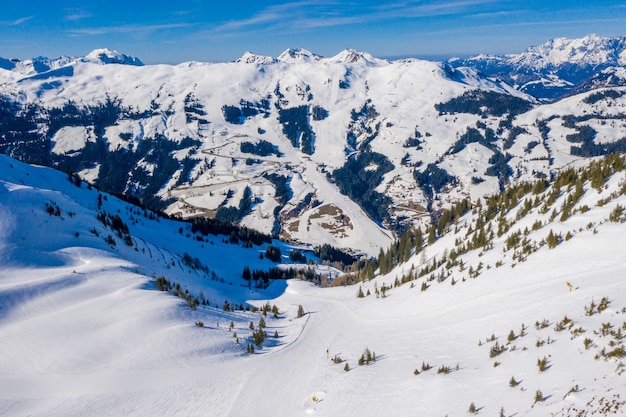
[277,48,322,63]
[331,49,387,66]
[518,34,626,67]
[236,51,277,65]
[84,48,143,66]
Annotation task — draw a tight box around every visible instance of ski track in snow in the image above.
[3,139,626,415]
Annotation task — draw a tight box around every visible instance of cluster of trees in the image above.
[190,217,272,246]
[279,105,315,155]
[435,90,533,117]
[215,186,254,224]
[0,95,48,164]
[242,265,319,284]
[344,199,470,284]
[222,99,270,124]
[264,173,292,205]
[583,89,624,105]
[314,244,356,267]
[155,275,201,310]
[560,113,626,157]
[240,140,283,157]
[289,249,307,263]
[183,93,208,123]
[311,105,329,121]
[377,227,425,275]
[414,163,457,198]
[345,101,380,153]
[448,126,498,155]
[265,245,282,262]
[97,210,133,246]
[182,252,209,273]
[332,151,394,224]
[485,151,513,189]
[44,201,62,217]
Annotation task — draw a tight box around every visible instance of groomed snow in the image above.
[2,148,626,416]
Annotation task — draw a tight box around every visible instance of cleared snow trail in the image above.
[226,280,357,417]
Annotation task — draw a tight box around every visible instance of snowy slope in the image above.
[0,48,523,255]
[452,34,626,100]
[2,149,626,415]
[3,40,626,256]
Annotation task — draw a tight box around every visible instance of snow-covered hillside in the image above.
[2,148,626,415]
[3,36,626,256]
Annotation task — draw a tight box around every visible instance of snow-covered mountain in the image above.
[2,39,626,256]
[0,48,142,77]
[2,141,626,416]
[451,34,626,100]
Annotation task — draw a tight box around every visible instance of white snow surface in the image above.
[2,147,626,416]
[5,43,626,256]
[0,47,542,255]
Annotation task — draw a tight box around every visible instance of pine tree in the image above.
[297,304,305,318]
[242,265,251,280]
[507,330,515,343]
[547,229,558,248]
[468,402,477,414]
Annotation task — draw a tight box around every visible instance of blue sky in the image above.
[2,1,626,63]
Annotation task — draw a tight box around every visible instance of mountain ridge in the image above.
[2,35,626,254]
[450,34,626,100]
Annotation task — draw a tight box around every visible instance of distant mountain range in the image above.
[449,34,626,100]
[0,48,143,75]
[2,35,626,254]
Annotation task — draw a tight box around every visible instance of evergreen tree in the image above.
[534,389,543,403]
[547,230,558,248]
[507,330,515,343]
[242,266,251,280]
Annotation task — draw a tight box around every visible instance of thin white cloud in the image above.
[214,1,327,32]
[68,23,192,36]
[65,9,93,22]
[2,16,34,26]
[210,0,503,35]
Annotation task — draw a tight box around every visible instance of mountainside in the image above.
[451,34,626,100]
[0,48,142,76]
[2,140,626,416]
[2,38,626,255]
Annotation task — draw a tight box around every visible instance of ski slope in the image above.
[2,155,626,416]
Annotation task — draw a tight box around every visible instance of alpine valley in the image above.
[2,35,626,416]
